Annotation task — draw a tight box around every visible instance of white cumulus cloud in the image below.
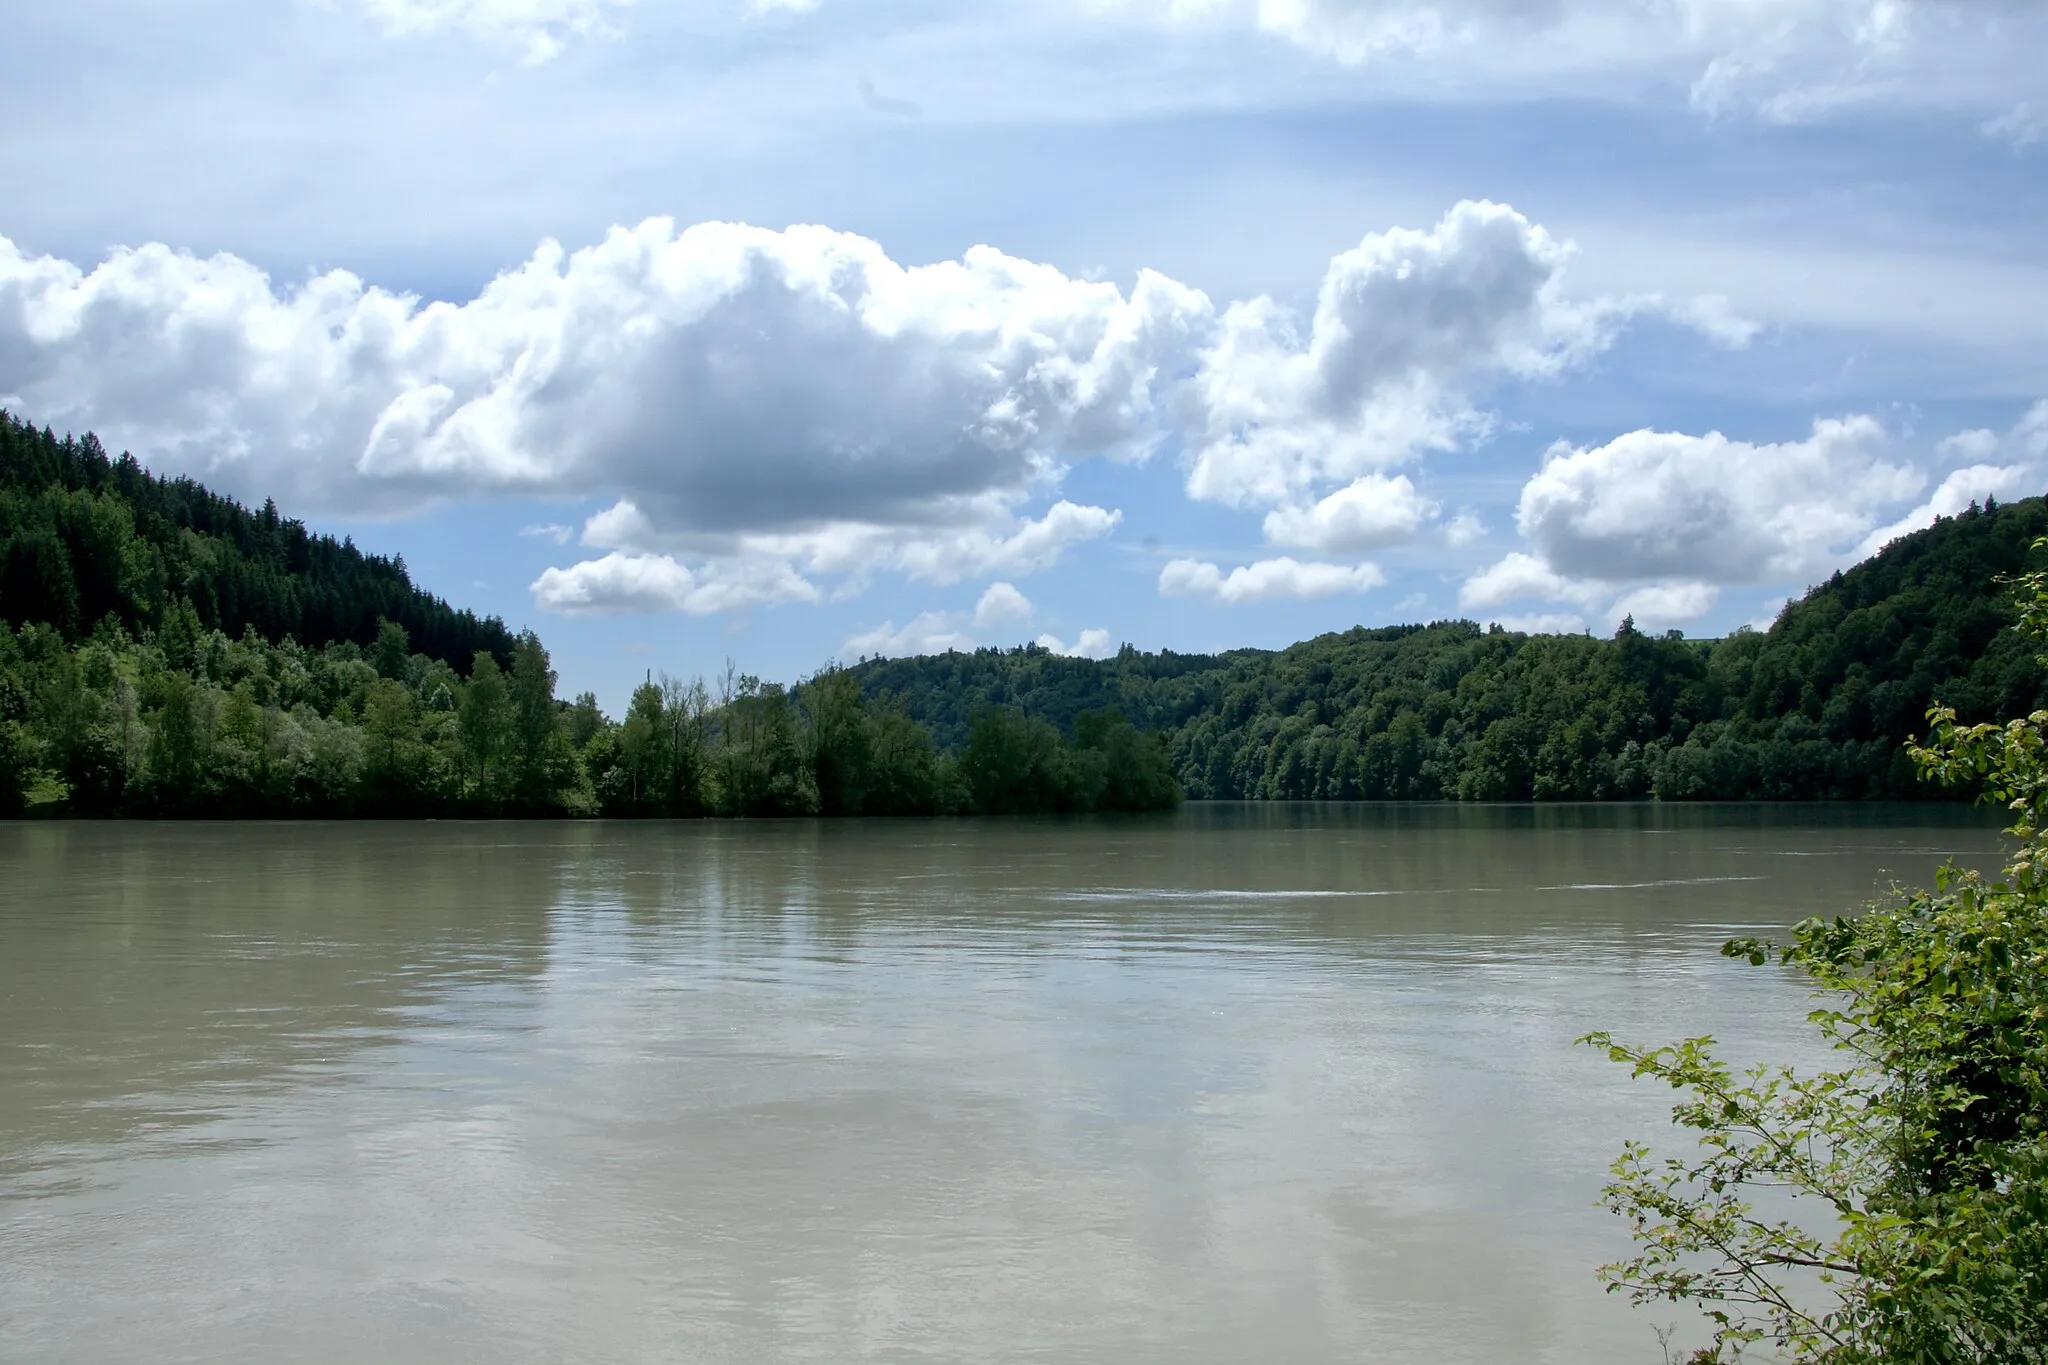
[1035,628,1116,659]
[1460,403,2044,631]
[973,581,1034,626]
[1483,612,1588,636]
[530,552,820,614]
[1443,509,1486,547]
[0,222,1202,527]
[843,611,980,660]
[1260,473,1436,553]
[0,219,1210,613]
[1460,551,1602,612]
[1609,581,1719,632]
[838,581,1059,660]
[1182,200,1614,515]
[1514,416,1920,584]
[1160,556,1385,602]
[0,202,1771,619]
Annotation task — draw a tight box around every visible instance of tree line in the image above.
[851,494,2048,803]
[0,617,1179,819]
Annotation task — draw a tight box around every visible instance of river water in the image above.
[0,805,2007,1363]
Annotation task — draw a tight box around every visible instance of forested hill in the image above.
[850,494,2048,802]
[0,415,1176,819]
[0,412,514,669]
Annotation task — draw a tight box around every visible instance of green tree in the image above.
[508,630,575,810]
[362,677,431,810]
[566,690,605,750]
[614,678,670,814]
[864,707,949,815]
[144,670,206,811]
[804,667,874,815]
[658,675,711,815]
[371,618,412,682]
[457,651,516,805]
[711,673,817,817]
[1582,555,2048,1363]
[1073,708,1181,813]
[961,705,1073,813]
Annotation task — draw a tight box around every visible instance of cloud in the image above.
[0,202,1765,618]
[1483,612,1588,636]
[1182,200,1615,514]
[1980,103,2045,149]
[1124,0,2036,122]
[1853,464,2031,560]
[973,581,1033,627]
[2017,401,2048,459]
[1035,628,1115,659]
[1159,556,1385,602]
[843,611,980,660]
[882,502,1123,584]
[1513,416,1920,584]
[1608,581,1718,632]
[0,219,1210,612]
[1936,428,2001,464]
[1461,404,2044,628]
[838,581,1051,659]
[1260,473,1436,553]
[1661,294,1761,348]
[519,522,575,544]
[353,0,636,62]
[0,222,1204,529]
[576,496,1122,593]
[1460,552,1601,612]
[1442,509,1486,547]
[530,552,820,614]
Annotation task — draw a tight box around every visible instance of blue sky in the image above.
[3,0,2045,711]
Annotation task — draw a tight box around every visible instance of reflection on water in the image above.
[0,805,2008,1364]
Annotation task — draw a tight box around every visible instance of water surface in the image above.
[0,805,2007,1363]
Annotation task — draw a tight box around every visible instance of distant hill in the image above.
[0,411,515,670]
[850,494,2048,801]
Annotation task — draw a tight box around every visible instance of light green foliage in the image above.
[1584,548,2048,1363]
[0,615,582,817]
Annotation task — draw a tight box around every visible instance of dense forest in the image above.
[0,412,516,668]
[3,410,2043,816]
[851,492,2048,801]
[0,415,1178,817]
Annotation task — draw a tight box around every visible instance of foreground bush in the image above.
[1584,553,2048,1363]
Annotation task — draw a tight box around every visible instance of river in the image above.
[0,805,2007,1363]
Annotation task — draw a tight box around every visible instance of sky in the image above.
[2,0,2045,711]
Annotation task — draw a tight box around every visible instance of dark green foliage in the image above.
[961,706,1074,814]
[569,665,1171,818]
[850,496,2048,803]
[957,704,1180,814]
[0,412,515,671]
